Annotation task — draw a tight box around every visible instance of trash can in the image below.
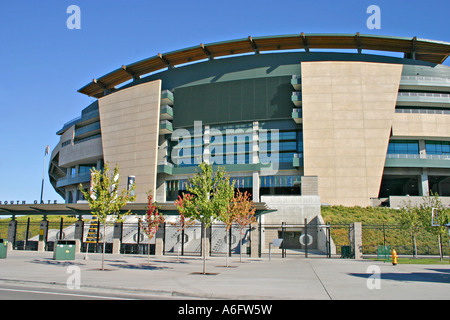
[53,240,76,261]
[377,245,391,261]
[0,239,8,259]
[341,245,353,259]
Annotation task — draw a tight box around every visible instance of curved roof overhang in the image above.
[78,33,450,99]
[0,202,273,216]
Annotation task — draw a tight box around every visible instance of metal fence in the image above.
[329,223,450,256]
[1,218,448,257]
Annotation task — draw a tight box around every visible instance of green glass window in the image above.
[387,140,419,154]
[426,141,450,155]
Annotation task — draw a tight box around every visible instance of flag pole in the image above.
[40,145,49,204]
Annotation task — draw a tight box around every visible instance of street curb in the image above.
[0,278,283,300]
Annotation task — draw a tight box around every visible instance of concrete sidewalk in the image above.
[0,251,449,300]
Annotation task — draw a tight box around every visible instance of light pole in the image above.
[40,145,49,204]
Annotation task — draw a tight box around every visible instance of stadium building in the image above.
[49,33,450,223]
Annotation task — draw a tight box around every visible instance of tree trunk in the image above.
[239,236,242,263]
[102,223,106,270]
[226,228,230,267]
[203,229,206,274]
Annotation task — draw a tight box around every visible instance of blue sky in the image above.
[0,0,449,204]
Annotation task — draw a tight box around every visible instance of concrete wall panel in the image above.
[302,61,403,206]
[98,80,162,202]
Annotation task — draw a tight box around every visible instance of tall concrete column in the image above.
[112,222,123,254]
[350,222,363,260]
[250,222,259,258]
[65,190,70,204]
[154,223,164,256]
[74,219,84,253]
[7,220,17,251]
[420,168,430,196]
[419,140,426,159]
[155,174,166,203]
[252,172,260,202]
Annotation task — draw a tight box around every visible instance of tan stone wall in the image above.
[98,80,162,202]
[392,112,450,139]
[302,61,403,206]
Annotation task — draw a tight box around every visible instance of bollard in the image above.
[269,242,272,262]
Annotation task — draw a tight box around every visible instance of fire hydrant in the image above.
[391,249,398,266]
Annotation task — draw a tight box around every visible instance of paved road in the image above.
[0,282,192,300]
[0,283,134,300]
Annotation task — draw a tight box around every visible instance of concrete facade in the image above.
[49,34,450,215]
[261,195,321,225]
[302,61,403,207]
[392,112,450,138]
[98,80,162,202]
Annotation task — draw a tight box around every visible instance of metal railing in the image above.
[386,153,450,160]
[395,108,450,115]
[401,75,450,83]
[62,109,100,129]
[398,92,450,99]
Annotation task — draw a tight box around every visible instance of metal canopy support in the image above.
[158,53,173,69]
[248,36,259,54]
[200,43,213,60]
[300,33,310,53]
[121,65,140,81]
[355,32,362,54]
[66,206,89,220]
[0,208,13,214]
[30,206,49,221]
[93,78,112,96]
[93,78,107,90]
[29,206,47,214]
[411,36,417,60]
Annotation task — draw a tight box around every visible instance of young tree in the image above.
[175,162,234,274]
[218,196,236,268]
[398,197,422,258]
[228,189,257,262]
[141,193,165,264]
[79,162,136,270]
[418,192,450,261]
[168,202,196,261]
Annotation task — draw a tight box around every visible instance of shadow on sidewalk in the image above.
[107,262,172,271]
[349,268,450,284]
[28,258,85,267]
